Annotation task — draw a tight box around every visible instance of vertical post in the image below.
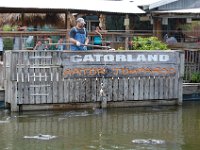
[10,52,19,111]
[11,81,18,112]
[153,18,162,40]
[178,51,185,105]
[65,12,67,29]
[124,14,129,50]
[99,14,106,30]
[66,11,71,50]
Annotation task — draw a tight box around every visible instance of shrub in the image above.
[2,24,12,31]
[191,72,200,83]
[131,36,168,50]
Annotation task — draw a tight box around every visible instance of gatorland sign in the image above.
[61,51,179,78]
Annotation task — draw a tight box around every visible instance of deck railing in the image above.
[0,30,152,51]
[183,49,200,82]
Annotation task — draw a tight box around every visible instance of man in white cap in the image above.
[69,18,89,50]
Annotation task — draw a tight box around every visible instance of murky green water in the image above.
[0,101,200,150]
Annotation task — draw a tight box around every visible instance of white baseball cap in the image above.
[76,18,86,24]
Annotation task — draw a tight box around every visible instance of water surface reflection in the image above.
[0,101,200,150]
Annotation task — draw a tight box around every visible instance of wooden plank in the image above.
[34,51,41,104]
[58,68,64,103]
[69,79,75,102]
[96,78,103,102]
[164,76,169,100]
[79,78,86,102]
[5,52,11,103]
[85,78,91,102]
[64,79,70,103]
[11,81,18,111]
[169,77,174,99]
[139,77,144,100]
[154,77,159,99]
[134,77,139,100]
[159,77,164,99]
[112,78,118,101]
[91,78,97,102]
[52,68,58,103]
[23,51,29,104]
[46,68,53,104]
[118,78,124,101]
[174,76,178,99]
[29,52,35,104]
[106,78,112,101]
[40,51,47,104]
[144,77,150,100]
[10,52,18,81]
[123,78,129,101]
[128,77,134,100]
[178,78,183,105]
[17,52,24,104]
[149,76,155,99]
[74,78,80,102]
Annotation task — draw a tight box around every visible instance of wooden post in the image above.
[66,11,71,50]
[178,51,185,105]
[153,18,162,40]
[124,14,130,50]
[10,52,18,111]
[99,14,106,30]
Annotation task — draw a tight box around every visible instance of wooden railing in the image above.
[0,30,152,50]
[184,49,200,82]
[3,50,184,111]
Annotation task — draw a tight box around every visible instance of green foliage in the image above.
[191,72,200,83]
[2,24,12,31]
[179,21,200,31]
[2,24,14,50]
[132,36,168,50]
[3,38,13,50]
[117,46,125,50]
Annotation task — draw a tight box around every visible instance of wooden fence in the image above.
[3,50,184,111]
[184,49,200,82]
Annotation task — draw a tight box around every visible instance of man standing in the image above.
[69,18,89,51]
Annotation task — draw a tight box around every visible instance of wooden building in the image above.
[136,0,200,40]
[0,0,146,50]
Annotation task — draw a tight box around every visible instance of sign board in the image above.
[61,51,179,78]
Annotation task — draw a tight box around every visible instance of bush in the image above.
[191,72,200,83]
[131,36,168,50]
[2,24,14,50]
[3,38,13,50]
[2,24,12,31]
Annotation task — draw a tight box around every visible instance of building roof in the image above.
[0,0,145,14]
[153,7,200,13]
[129,0,162,6]
[149,0,179,10]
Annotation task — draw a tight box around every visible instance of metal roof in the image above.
[0,0,145,14]
[149,0,179,10]
[153,8,200,13]
[128,0,162,6]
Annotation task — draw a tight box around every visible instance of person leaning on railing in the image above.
[93,26,103,46]
[33,40,45,50]
[69,18,89,51]
[55,37,66,50]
